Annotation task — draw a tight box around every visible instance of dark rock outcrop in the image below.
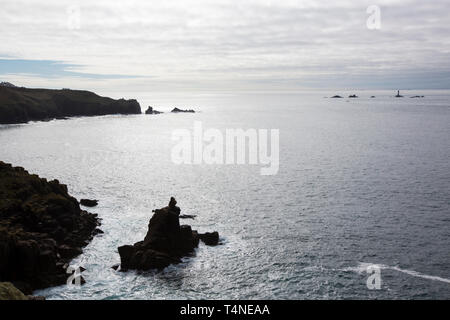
[111,264,120,271]
[145,106,163,114]
[0,161,101,294]
[179,214,196,219]
[171,107,195,113]
[0,86,142,124]
[331,95,343,98]
[395,90,403,98]
[80,199,98,207]
[199,232,219,246]
[118,198,218,271]
[348,94,358,98]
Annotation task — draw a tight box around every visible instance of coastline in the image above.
[0,85,142,125]
[1,90,449,300]
[0,161,101,295]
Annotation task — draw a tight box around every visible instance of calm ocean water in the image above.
[1,90,449,299]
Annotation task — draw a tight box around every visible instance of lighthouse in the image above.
[395,90,403,97]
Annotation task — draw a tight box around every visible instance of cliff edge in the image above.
[0,161,101,294]
[0,85,141,124]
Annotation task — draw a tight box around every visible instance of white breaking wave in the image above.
[346,262,450,285]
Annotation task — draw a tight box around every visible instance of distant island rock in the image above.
[410,95,424,98]
[0,161,101,294]
[348,94,358,98]
[171,107,195,113]
[118,198,218,271]
[145,106,163,114]
[330,95,343,98]
[0,84,142,124]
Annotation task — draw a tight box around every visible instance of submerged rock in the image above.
[0,161,100,294]
[118,198,218,271]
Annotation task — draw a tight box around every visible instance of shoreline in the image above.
[0,161,101,295]
[0,85,142,125]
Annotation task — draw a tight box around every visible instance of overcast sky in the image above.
[1,0,450,94]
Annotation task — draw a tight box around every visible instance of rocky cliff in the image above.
[0,85,141,124]
[0,161,101,294]
[118,198,219,271]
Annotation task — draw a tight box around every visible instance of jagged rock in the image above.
[171,107,195,113]
[93,228,104,235]
[199,232,219,246]
[348,94,358,98]
[80,199,98,207]
[118,198,216,271]
[111,264,120,271]
[0,161,100,293]
[145,106,163,114]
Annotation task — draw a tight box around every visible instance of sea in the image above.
[1,89,449,299]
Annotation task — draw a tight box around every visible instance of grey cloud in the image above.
[0,0,449,90]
